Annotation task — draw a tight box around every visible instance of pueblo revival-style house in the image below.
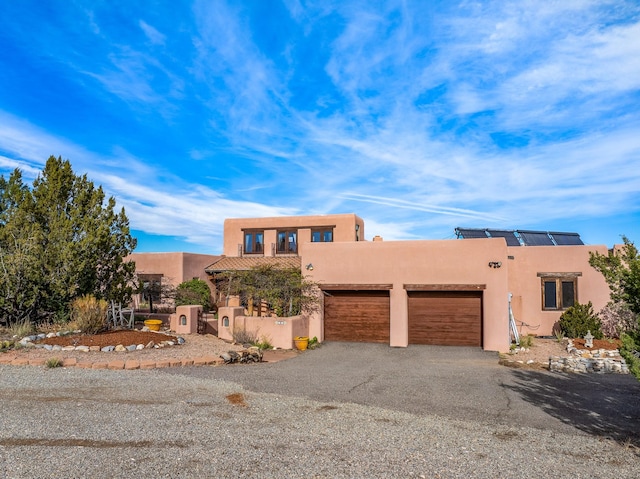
[130,213,610,352]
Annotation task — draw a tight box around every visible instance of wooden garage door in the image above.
[408,291,482,346]
[324,290,390,343]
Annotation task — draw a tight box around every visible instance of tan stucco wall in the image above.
[223,214,365,256]
[217,306,309,349]
[506,244,610,337]
[128,252,221,287]
[127,253,221,309]
[302,238,510,352]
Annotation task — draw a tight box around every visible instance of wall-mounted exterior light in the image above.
[488,261,502,269]
[305,263,314,271]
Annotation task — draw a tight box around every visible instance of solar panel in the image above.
[486,229,521,246]
[549,232,584,245]
[518,231,554,246]
[455,228,489,239]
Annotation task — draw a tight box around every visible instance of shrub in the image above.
[307,336,320,349]
[68,295,108,334]
[552,326,564,342]
[8,318,34,338]
[559,301,603,339]
[175,279,212,311]
[519,334,534,348]
[620,332,640,380]
[253,335,273,350]
[45,357,63,368]
[599,302,639,338]
[232,327,258,345]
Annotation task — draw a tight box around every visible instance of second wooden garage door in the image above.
[408,291,482,346]
[324,290,390,343]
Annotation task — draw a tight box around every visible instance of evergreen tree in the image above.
[0,156,136,325]
[589,237,640,315]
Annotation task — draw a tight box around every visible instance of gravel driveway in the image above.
[1,342,639,478]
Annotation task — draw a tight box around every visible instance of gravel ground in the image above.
[1,360,639,478]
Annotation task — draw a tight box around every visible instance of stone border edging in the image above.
[0,354,225,369]
[549,338,629,374]
[0,329,226,369]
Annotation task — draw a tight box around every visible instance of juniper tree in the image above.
[0,156,136,325]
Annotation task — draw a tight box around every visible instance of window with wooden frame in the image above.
[311,228,333,243]
[276,230,297,254]
[538,273,581,310]
[243,230,264,255]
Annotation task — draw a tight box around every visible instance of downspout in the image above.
[509,292,520,345]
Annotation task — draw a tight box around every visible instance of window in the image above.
[244,230,264,254]
[277,230,297,254]
[539,274,579,310]
[311,228,333,243]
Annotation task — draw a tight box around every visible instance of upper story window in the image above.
[277,230,297,254]
[539,273,580,310]
[311,228,333,243]
[244,230,264,255]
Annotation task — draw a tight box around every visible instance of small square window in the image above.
[541,276,578,311]
[244,230,264,255]
[311,228,333,243]
[277,230,297,254]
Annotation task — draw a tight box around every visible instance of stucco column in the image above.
[389,285,408,347]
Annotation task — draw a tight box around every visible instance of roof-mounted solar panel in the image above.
[549,232,584,245]
[455,228,489,239]
[518,231,554,246]
[486,229,521,246]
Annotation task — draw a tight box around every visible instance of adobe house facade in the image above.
[213,214,611,353]
[131,214,611,353]
[300,238,610,352]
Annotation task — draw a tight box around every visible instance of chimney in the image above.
[373,235,383,242]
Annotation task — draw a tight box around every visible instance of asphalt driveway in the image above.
[162,341,640,446]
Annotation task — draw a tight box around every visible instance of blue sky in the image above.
[1,1,639,254]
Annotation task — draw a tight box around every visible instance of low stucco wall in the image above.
[217,307,309,349]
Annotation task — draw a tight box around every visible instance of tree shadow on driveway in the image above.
[504,369,640,448]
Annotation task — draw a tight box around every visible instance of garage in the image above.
[323,289,390,343]
[407,290,482,346]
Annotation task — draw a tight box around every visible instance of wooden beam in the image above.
[404,284,486,291]
[319,284,393,291]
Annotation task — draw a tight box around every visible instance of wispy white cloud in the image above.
[0,111,295,250]
[139,20,166,45]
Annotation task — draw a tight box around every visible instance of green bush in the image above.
[620,332,640,380]
[559,301,603,339]
[519,334,534,348]
[69,295,108,334]
[175,279,212,311]
[45,357,63,368]
[252,335,273,350]
[307,336,320,349]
